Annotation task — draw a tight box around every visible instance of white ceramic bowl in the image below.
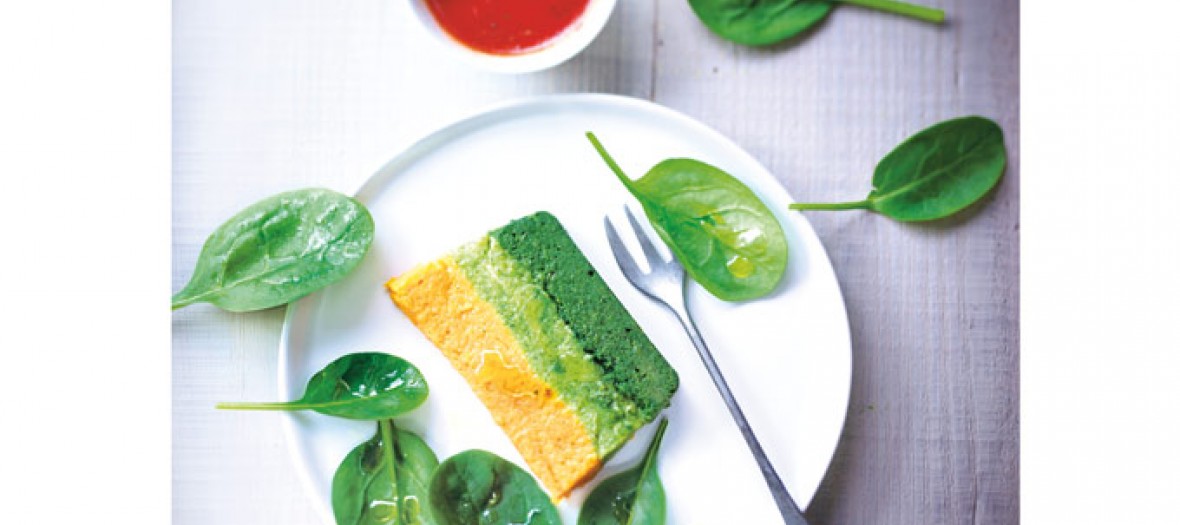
[408,0,617,74]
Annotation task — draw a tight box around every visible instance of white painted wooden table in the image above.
[172,1,1019,523]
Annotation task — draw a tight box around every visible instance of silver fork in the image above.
[605,207,809,525]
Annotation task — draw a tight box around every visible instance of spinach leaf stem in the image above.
[833,0,945,23]
[586,132,638,192]
[214,401,299,411]
[379,419,400,517]
[790,200,872,211]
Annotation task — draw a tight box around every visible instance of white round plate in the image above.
[280,93,851,524]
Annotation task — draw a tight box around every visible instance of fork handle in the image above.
[669,294,810,525]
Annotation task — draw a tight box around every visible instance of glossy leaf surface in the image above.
[332,420,440,525]
[588,133,788,302]
[791,116,1007,222]
[217,352,429,420]
[428,450,560,525]
[172,187,374,312]
[578,418,670,525]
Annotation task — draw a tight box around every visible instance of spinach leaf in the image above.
[578,418,670,525]
[217,352,429,420]
[687,0,944,47]
[172,187,374,312]
[587,132,788,302]
[688,0,833,46]
[428,450,561,525]
[790,116,1007,221]
[333,420,439,525]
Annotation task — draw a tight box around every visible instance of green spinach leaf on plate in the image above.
[216,352,428,420]
[578,418,670,525]
[429,450,561,525]
[587,132,788,302]
[333,420,439,525]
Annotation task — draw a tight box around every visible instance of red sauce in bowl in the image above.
[425,0,593,55]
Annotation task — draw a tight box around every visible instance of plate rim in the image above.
[277,92,852,523]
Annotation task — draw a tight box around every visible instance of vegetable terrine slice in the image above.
[385,211,679,499]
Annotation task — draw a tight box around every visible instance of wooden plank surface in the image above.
[172,1,1019,523]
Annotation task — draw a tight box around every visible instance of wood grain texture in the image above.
[173,1,1018,523]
